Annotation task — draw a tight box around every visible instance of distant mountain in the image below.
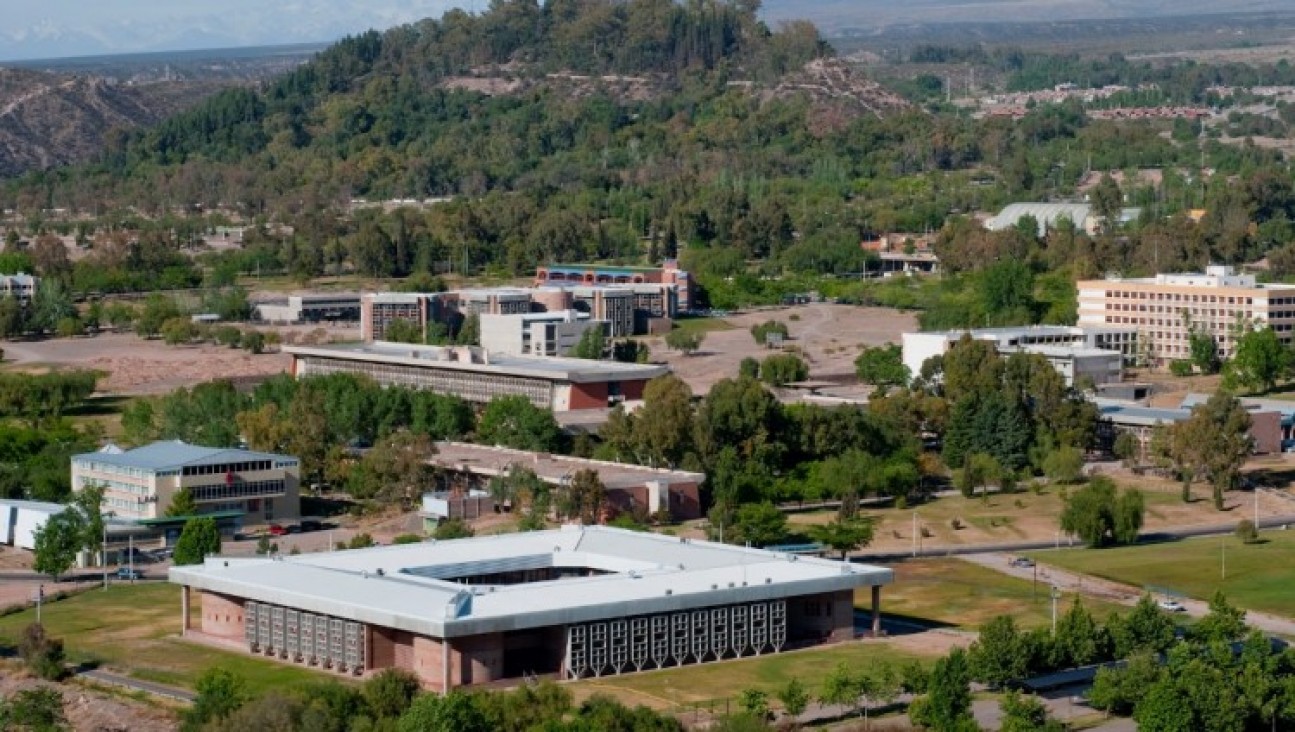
[0,1,460,62]
[761,0,1294,34]
[0,68,224,177]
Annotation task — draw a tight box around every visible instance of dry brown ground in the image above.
[652,303,917,395]
[0,325,355,396]
[0,667,178,732]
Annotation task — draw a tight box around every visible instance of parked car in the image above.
[285,524,302,534]
[1009,557,1035,568]
[1158,599,1186,613]
[115,567,145,580]
[268,524,288,536]
[299,520,323,532]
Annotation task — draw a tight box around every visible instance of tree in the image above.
[456,314,480,346]
[664,328,702,355]
[737,688,769,720]
[611,339,650,363]
[1192,590,1247,643]
[32,511,83,580]
[1051,599,1109,668]
[629,374,695,468]
[476,395,563,452]
[166,487,198,517]
[1090,651,1163,715]
[909,647,976,731]
[808,519,873,560]
[561,468,607,524]
[185,668,249,732]
[571,325,607,359]
[999,691,1065,732]
[161,317,198,345]
[433,518,474,540]
[348,431,436,506]
[819,662,865,717]
[1041,445,1084,484]
[776,678,809,719]
[1059,476,1144,547]
[1109,594,1177,658]
[1090,173,1124,232]
[1112,431,1140,466]
[954,451,1001,499]
[137,295,181,339]
[854,344,910,389]
[750,320,789,346]
[968,615,1029,688]
[397,692,489,732]
[1224,325,1293,394]
[730,502,787,547]
[362,669,421,720]
[1170,391,1253,510]
[738,357,760,379]
[173,517,222,565]
[1235,518,1259,544]
[1188,327,1221,375]
[760,353,808,386]
[241,330,266,354]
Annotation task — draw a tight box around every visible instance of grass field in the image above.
[572,640,934,711]
[1029,530,1295,618]
[873,558,1128,630]
[0,583,326,690]
[668,316,735,337]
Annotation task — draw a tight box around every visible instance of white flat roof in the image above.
[170,526,891,638]
[285,342,669,384]
[430,441,704,489]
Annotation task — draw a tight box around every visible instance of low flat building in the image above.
[902,325,1137,386]
[478,310,604,358]
[535,259,694,313]
[255,294,362,324]
[570,286,635,338]
[169,525,892,690]
[286,342,669,412]
[429,441,704,520]
[71,441,301,528]
[1095,399,1282,460]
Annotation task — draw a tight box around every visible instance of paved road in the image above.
[959,552,1295,638]
[78,668,195,703]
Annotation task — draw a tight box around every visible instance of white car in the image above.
[1157,599,1186,613]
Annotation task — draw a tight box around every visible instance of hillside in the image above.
[0,67,225,177]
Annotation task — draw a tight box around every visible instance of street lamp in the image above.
[101,511,115,591]
[1051,585,1062,635]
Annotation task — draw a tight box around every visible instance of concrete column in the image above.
[871,585,882,638]
[181,586,191,635]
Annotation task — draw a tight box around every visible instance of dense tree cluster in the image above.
[185,668,683,732]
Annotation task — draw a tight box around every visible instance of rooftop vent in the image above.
[376,568,385,577]
[765,578,772,584]
[665,589,673,596]
[711,584,718,590]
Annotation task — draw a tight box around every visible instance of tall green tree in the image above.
[1224,325,1293,394]
[854,343,910,390]
[173,517,222,566]
[476,395,563,452]
[1169,391,1253,510]
[909,647,976,732]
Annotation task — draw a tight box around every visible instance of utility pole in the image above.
[911,511,917,558]
[1051,586,1061,634]
[1221,533,1226,580]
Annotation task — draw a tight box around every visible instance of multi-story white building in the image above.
[1077,266,1295,364]
[479,310,606,358]
[71,441,301,526]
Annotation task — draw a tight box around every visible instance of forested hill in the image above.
[6,0,911,213]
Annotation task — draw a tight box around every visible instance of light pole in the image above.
[1221,532,1226,581]
[101,511,115,591]
[1051,585,1061,635]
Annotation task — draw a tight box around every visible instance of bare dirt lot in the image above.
[0,671,179,732]
[0,325,356,396]
[652,304,917,395]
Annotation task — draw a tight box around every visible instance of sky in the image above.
[0,0,470,61]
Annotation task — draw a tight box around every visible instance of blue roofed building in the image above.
[71,441,301,530]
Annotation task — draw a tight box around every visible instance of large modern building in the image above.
[1095,399,1282,460]
[286,342,669,412]
[985,203,1141,237]
[535,260,695,313]
[1078,266,1295,365]
[0,273,37,302]
[428,441,705,521]
[901,325,1137,386]
[169,526,892,690]
[254,294,362,324]
[478,311,604,358]
[71,441,301,528]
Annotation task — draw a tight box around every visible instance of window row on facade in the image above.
[1104,291,1256,305]
[191,479,287,502]
[182,460,275,477]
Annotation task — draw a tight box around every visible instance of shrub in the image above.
[433,519,474,540]
[1169,359,1194,377]
[392,533,424,545]
[19,623,66,680]
[750,320,788,346]
[1235,519,1259,544]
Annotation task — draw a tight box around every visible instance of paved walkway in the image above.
[960,552,1295,637]
[78,668,195,703]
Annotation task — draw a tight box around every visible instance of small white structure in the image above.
[0,499,65,550]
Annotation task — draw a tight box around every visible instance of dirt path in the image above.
[960,552,1295,637]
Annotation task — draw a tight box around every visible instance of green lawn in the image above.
[1029,530,1295,618]
[873,558,1128,630]
[668,316,734,336]
[573,640,934,710]
[0,583,328,690]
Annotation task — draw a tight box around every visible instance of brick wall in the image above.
[569,382,608,410]
[787,590,854,643]
[200,591,245,641]
[669,483,701,520]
